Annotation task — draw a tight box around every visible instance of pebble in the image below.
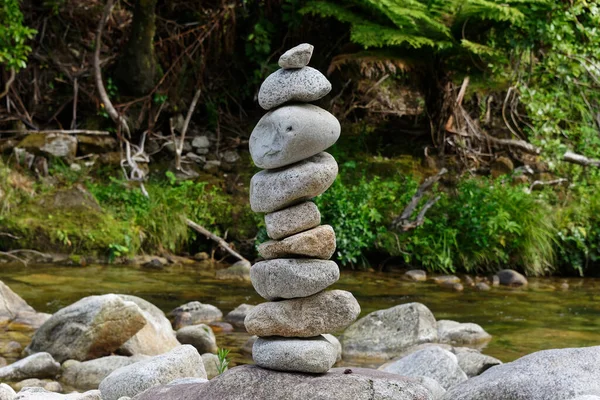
[258,225,336,260]
[278,43,314,69]
[265,201,321,240]
[258,67,331,110]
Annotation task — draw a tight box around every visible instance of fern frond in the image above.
[351,21,441,49]
[460,39,499,57]
[364,0,451,38]
[300,1,365,25]
[459,0,525,23]
[328,51,417,78]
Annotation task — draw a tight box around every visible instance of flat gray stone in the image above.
[132,365,432,400]
[0,353,60,381]
[250,258,339,300]
[224,304,255,328]
[341,302,438,361]
[278,43,314,69]
[249,104,340,169]
[443,346,600,399]
[258,225,336,260]
[253,336,337,373]
[265,201,321,240]
[168,301,223,330]
[258,67,331,110]
[322,334,342,363]
[13,388,102,400]
[250,152,337,213]
[176,324,218,354]
[245,290,360,337]
[99,345,206,400]
[61,355,150,391]
[454,348,502,377]
[381,347,468,390]
[437,320,492,345]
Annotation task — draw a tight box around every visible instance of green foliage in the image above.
[216,348,230,375]
[0,0,36,70]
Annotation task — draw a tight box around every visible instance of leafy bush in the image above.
[0,0,36,70]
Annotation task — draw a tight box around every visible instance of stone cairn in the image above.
[244,43,361,374]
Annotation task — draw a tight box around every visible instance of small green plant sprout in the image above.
[107,243,129,263]
[216,348,230,375]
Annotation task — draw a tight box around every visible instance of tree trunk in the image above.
[116,0,160,96]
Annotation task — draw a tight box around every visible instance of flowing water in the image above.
[1,262,600,367]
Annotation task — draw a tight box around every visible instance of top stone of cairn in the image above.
[278,43,314,69]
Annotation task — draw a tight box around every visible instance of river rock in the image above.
[25,294,146,362]
[253,336,337,373]
[250,259,339,300]
[215,260,251,282]
[432,275,461,285]
[99,345,206,400]
[201,353,223,379]
[224,304,255,328]
[191,136,209,149]
[118,295,179,356]
[265,201,321,240]
[341,302,438,361]
[413,377,446,400]
[249,104,340,169]
[258,67,331,110]
[133,365,432,400]
[241,336,257,355]
[404,270,427,281]
[258,225,336,260]
[453,348,502,377]
[250,152,338,213]
[475,282,491,291]
[443,346,600,399]
[168,301,222,330]
[61,355,150,391]
[245,290,360,337]
[380,346,468,390]
[0,353,60,381]
[13,379,61,392]
[278,43,313,69]
[17,133,77,159]
[13,388,101,400]
[0,280,50,330]
[176,324,217,354]
[437,320,491,345]
[0,384,15,400]
[496,269,528,287]
[322,334,342,363]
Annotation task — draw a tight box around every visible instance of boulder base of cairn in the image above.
[265,201,321,240]
[258,225,336,260]
[253,336,337,373]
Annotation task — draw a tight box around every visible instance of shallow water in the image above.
[1,262,600,367]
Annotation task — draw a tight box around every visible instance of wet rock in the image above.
[258,67,331,110]
[245,290,360,337]
[99,345,206,400]
[201,353,223,379]
[258,225,336,260]
[176,325,217,354]
[61,355,150,391]
[432,275,461,285]
[13,387,101,399]
[443,346,600,400]
[215,260,251,282]
[168,302,223,330]
[117,295,180,357]
[141,259,164,270]
[133,365,432,400]
[250,259,339,300]
[0,281,50,331]
[224,304,255,329]
[207,322,233,333]
[249,104,340,169]
[253,336,337,373]
[265,201,321,240]
[17,134,77,159]
[25,294,146,362]
[341,302,438,361]
[437,320,491,345]
[380,346,468,390]
[250,152,337,213]
[0,353,60,381]
[440,282,464,291]
[322,334,342,363]
[454,348,502,377]
[192,252,209,261]
[475,282,491,291]
[496,269,528,287]
[404,270,426,282]
[278,43,313,69]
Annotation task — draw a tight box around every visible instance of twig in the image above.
[0,130,110,135]
[563,151,600,167]
[173,89,201,170]
[0,252,27,266]
[0,233,20,240]
[186,219,248,263]
[527,178,568,193]
[71,78,78,130]
[0,68,16,100]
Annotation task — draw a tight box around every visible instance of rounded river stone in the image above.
[244,290,360,337]
[258,67,332,110]
[278,43,314,69]
[249,104,340,169]
[258,225,336,260]
[265,201,321,240]
[250,152,338,213]
[250,258,339,300]
[253,336,337,373]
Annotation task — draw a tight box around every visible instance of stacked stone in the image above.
[244,44,361,374]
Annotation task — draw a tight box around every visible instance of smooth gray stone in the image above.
[253,336,337,373]
[0,280,50,330]
[0,353,60,382]
[0,383,15,400]
[454,348,502,377]
[13,388,102,400]
[265,201,321,240]
[250,258,339,300]
[168,301,223,330]
[278,43,314,69]
[381,347,467,390]
[443,346,600,400]
[322,334,342,363]
[250,152,338,213]
[341,302,438,361]
[244,290,360,337]
[176,324,218,354]
[258,225,336,260]
[437,320,491,345]
[496,269,528,286]
[258,67,331,110]
[249,104,340,169]
[412,377,446,400]
[200,353,223,379]
[224,304,255,328]
[404,269,427,281]
[61,355,150,391]
[99,345,206,400]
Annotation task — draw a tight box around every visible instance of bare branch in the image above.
[0,68,16,100]
[527,178,568,193]
[0,130,110,136]
[186,219,248,263]
[563,151,600,167]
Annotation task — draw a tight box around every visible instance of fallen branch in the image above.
[563,151,600,168]
[0,251,27,266]
[0,129,110,135]
[172,89,201,170]
[186,219,248,263]
[527,178,568,193]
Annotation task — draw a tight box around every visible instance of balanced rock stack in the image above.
[244,43,361,374]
